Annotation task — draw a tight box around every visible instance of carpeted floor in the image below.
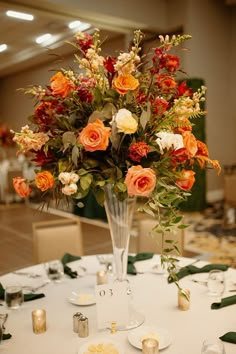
[183,202,236,266]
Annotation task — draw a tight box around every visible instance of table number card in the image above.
[95,282,129,329]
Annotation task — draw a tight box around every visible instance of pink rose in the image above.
[125,165,156,197]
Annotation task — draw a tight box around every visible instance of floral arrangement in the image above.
[12,30,220,276]
[0,124,16,148]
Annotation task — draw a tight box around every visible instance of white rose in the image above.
[61,183,78,196]
[69,173,79,184]
[156,131,184,154]
[114,108,138,134]
[58,172,71,185]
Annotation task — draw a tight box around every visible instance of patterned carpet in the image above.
[184,202,236,266]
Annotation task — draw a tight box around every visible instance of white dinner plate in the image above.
[128,325,172,350]
[191,273,209,284]
[77,336,124,354]
[68,288,96,306]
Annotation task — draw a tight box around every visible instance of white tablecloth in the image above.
[0,255,235,354]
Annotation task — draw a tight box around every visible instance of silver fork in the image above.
[13,271,42,278]
[23,281,50,293]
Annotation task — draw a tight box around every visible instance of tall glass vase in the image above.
[104,184,144,330]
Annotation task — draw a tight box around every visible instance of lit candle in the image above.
[32,309,46,334]
[96,270,108,285]
[142,338,159,354]
[178,289,190,311]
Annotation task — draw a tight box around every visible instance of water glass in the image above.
[5,283,24,309]
[207,270,225,299]
[201,339,225,354]
[45,260,64,282]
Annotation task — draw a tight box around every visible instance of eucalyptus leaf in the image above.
[80,174,93,190]
[71,145,79,166]
[62,132,76,149]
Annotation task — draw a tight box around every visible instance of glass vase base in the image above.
[110,308,145,331]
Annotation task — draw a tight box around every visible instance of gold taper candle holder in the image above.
[32,309,46,334]
[178,289,190,311]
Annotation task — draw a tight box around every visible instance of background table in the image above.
[0,255,235,354]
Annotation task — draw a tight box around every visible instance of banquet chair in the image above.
[137,217,185,255]
[222,172,236,228]
[32,218,84,264]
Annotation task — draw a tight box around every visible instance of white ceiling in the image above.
[0,0,122,78]
[0,0,235,79]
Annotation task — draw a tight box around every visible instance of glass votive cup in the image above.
[201,339,225,354]
[5,282,24,309]
[32,309,47,334]
[142,338,159,354]
[45,260,64,282]
[96,270,108,285]
[178,288,190,311]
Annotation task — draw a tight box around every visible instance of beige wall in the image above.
[0,0,235,201]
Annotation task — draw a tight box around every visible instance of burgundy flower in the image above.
[128,142,150,162]
[170,148,191,166]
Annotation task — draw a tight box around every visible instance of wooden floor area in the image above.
[0,203,113,275]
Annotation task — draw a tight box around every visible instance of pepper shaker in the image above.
[78,315,89,338]
[73,312,83,333]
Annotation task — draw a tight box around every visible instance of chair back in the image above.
[137,218,185,255]
[32,217,83,263]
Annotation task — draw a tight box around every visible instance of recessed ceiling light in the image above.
[68,21,91,31]
[6,10,34,21]
[0,44,7,53]
[36,33,52,44]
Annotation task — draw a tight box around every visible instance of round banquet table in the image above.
[0,255,235,354]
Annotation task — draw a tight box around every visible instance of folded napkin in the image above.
[168,263,229,283]
[211,295,236,310]
[127,253,154,275]
[219,331,236,344]
[3,333,12,340]
[61,253,81,278]
[0,283,45,302]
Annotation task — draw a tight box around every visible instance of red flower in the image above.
[156,74,177,93]
[128,142,151,162]
[164,54,180,72]
[32,149,55,167]
[177,81,193,97]
[152,97,169,115]
[104,56,117,74]
[170,148,191,166]
[76,33,93,53]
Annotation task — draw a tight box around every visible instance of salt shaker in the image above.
[78,315,89,338]
[73,312,83,333]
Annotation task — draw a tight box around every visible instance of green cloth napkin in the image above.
[220,331,236,344]
[168,263,229,283]
[211,295,236,310]
[3,333,12,340]
[0,283,45,302]
[61,253,81,278]
[127,253,154,275]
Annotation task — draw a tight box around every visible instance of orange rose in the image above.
[125,165,156,197]
[50,72,73,98]
[182,131,198,157]
[79,119,111,152]
[13,177,32,198]
[35,171,54,191]
[175,170,195,191]
[113,74,139,95]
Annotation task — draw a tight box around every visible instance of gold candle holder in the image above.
[32,309,47,334]
[142,338,159,354]
[96,270,108,285]
[178,289,190,311]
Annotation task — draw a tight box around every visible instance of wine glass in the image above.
[201,339,225,354]
[207,270,225,301]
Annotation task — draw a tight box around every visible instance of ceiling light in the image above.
[6,10,34,21]
[68,21,91,31]
[36,33,52,44]
[0,44,7,53]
